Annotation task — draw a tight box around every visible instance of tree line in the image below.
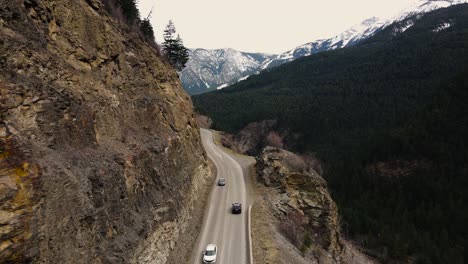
[101,0,189,70]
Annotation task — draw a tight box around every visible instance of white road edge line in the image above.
[248,204,253,264]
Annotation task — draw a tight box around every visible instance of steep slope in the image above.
[255,147,344,263]
[253,147,378,264]
[268,0,468,67]
[194,5,468,263]
[181,0,467,95]
[180,48,274,95]
[0,0,210,263]
[388,0,468,23]
[194,4,468,137]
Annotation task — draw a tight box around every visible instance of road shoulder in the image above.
[167,142,217,264]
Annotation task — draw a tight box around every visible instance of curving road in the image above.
[190,129,253,264]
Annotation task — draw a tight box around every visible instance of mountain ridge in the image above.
[180,48,274,94]
[181,0,468,95]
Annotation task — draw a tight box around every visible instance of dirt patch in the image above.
[195,115,212,129]
[342,240,379,264]
[251,187,312,264]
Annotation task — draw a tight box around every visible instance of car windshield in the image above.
[205,249,216,256]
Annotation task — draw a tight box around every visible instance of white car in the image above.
[203,244,217,263]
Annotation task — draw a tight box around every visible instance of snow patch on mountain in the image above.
[330,17,385,48]
[389,0,464,23]
[394,20,415,35]
[216,83,229,90]
[433,22,452,32]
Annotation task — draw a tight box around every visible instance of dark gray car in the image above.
[218,178,226,186]
[232,203,241,214]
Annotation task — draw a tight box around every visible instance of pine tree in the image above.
[118,0,139,25]
[102,0,160,51]
[174,34,189,71]
[140,18,155,42]
[162,20,177,64]
[162,20,189,71]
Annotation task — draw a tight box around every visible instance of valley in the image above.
[193,4,468,263]
[1,0,466,263]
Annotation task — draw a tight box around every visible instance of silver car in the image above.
[218,177,226,186]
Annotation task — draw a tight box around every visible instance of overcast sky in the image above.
[138,0,415,54]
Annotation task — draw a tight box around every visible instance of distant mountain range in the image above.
[180,0,468,95]
[180,49,274,94]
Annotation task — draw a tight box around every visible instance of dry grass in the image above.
[195,115,212,129]
[212,130,252,158]
[251,195,280,263]
[251,189,313,264]
[279,211,306,248]
[282,153,309,173]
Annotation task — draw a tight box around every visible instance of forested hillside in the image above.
[193,5,468,263]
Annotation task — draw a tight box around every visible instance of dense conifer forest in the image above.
[193,5,468,263]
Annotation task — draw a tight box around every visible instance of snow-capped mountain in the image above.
[388,0,468,25]
[180,48,274,95]
[263,0,468,68]
[262,17,385,69]
[181,0,468,95]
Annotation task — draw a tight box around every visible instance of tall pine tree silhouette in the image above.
[162,20,189,71]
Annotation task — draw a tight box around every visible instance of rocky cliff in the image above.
[255,147,377,264]
[0,0,210,263]
[256,147,344,263]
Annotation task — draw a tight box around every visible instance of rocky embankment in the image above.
[0,0,210,263]
[256,147,344,263]
[254,147,377,264]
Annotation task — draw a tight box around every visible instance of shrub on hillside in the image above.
[101,0,159,53]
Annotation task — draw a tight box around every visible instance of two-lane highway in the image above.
[191,129,251,264]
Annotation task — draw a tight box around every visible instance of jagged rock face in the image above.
[0,0,209,263]
[256,147,344,263]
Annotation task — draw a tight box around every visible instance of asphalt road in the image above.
[191,129,252,264]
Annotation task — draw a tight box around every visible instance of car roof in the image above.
[233,202,241,206]
[206,244,217,250]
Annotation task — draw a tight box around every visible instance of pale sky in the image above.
[138,0,415,54]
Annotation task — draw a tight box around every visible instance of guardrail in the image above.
[248,204,253,264]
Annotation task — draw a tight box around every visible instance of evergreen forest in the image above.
[193,5,468,263]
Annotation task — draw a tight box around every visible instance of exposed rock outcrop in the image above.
[0,0,210,263]
[256,147,344,263]
[255,147,377,264]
